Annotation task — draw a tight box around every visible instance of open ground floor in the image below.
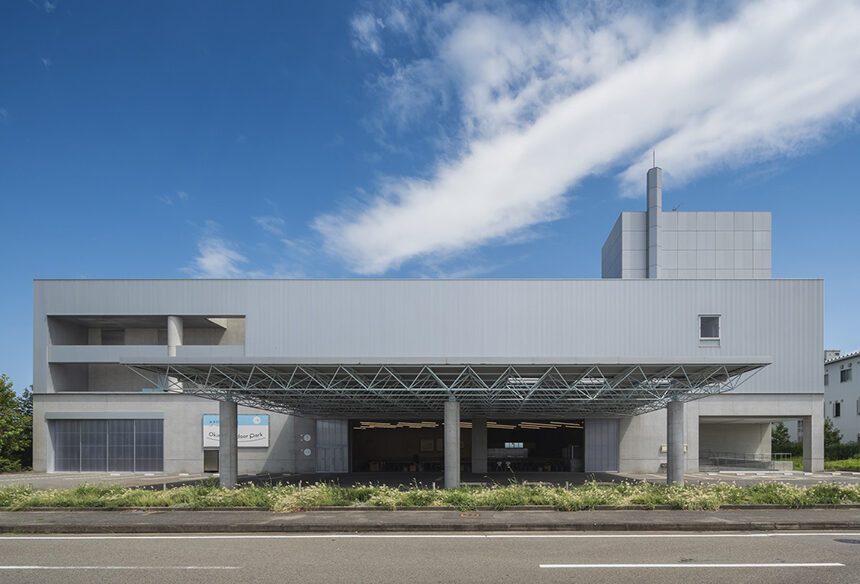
[31,391,825,486]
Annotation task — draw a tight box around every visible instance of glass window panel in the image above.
[79,420,107,472]
[107,420,135,472]
[134,419,163,472]
[51,418,163,473]
[52,420,81,472]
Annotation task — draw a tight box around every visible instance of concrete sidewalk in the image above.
[1,508,859,534]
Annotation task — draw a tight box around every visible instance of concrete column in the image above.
[666,400,685,485]
[219,400,238,489]
[647,167,662,279]
[471,417,487,474]
[444,399,461,488]
[802,414,824,472]
[167,315,183,357]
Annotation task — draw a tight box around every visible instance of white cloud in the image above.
[319,0,860,274]
[186,238,247,278]
[184,222,249,278]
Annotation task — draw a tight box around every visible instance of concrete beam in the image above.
[667,400,685,485]
[219,400,238,489]
[444,400,460,488]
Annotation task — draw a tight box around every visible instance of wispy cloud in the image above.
[27,0,56,14]
[159,190,190,205]
[351,13,386,55]
[183,220,312,279]
[318,0,860,274]
[254,215,286,236]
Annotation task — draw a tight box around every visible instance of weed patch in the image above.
[1,480,858,512]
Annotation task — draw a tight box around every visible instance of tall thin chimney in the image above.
[647,166,662,279]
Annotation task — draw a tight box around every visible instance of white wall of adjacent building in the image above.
[824,351,860,443]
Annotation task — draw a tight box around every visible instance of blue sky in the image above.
[1,0,859,393]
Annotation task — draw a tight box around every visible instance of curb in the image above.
[3,521,860,534]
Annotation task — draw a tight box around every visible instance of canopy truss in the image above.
[126,360,766,418]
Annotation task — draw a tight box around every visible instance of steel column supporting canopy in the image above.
[125,360,768,418]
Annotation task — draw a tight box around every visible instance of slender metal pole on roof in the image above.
[444,398,461,488]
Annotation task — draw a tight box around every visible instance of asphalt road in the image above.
[0,531,858,583]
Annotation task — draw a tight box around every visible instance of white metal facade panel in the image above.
[315,419,348,473]
[34,279,822,396]
[584,418,619,472]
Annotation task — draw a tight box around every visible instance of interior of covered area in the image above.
[350,419,584,473]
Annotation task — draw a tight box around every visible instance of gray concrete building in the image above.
[32,167,825,486]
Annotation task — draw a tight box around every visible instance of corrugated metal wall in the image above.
[35,279,823,396]
[584,419,619,472]
[315,419,348,473]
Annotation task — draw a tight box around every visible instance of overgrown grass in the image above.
[790,455,860,472]
[1,480,859,512]
[825,457,860,472]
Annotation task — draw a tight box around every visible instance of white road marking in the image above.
[0,566,239,570]
[540,563,844,568]
[0,532,858,541]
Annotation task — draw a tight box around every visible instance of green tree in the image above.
[0,375,33,472]
[824,417,842,447]
[771,422,792,453]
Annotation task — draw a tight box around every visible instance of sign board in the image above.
[203,415,269,448]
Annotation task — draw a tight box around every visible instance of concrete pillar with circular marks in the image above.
[444,399,461,488]
[666,400,685,485]
[219,399,239,489]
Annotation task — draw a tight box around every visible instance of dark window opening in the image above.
[699,315,720,339]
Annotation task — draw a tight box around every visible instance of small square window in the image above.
[841,368,852,383]
[699,315,720,340]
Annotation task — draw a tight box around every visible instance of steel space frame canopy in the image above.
[125,358,769,418]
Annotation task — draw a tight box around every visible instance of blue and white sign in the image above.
[203,414,270,448]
